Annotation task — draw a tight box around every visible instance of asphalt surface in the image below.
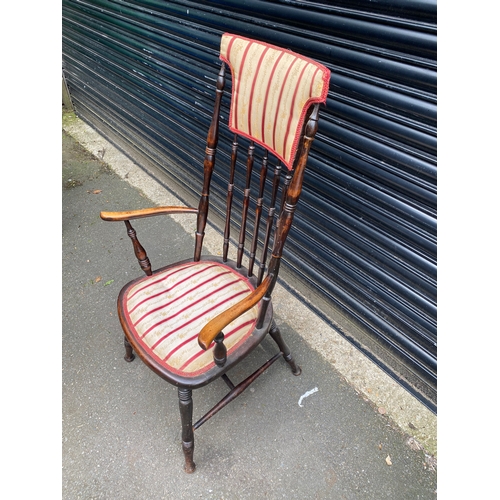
[62,121,437,499]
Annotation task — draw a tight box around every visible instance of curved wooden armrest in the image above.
[198,274,273,350]
[100,206,198,221]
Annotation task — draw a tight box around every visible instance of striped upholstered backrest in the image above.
[219,33,330,170]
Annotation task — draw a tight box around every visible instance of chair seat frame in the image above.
[117,256,276,390]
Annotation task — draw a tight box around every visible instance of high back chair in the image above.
[100,33,330,473]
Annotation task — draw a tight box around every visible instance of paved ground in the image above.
[62,116,437,499]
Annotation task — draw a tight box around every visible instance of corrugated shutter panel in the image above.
[62,0,437,412]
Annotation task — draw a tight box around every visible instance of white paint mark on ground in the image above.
[298,387,318,407]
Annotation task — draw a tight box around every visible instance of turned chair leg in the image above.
[269,321,302,376]
[178,388,196,473]
[124,336,135,362]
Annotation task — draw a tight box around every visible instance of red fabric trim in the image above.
[220,33,331,170]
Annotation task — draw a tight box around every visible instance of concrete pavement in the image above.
[62,109,437,499]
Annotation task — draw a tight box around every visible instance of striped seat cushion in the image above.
[121,261,260,377]
[220,33,330,170]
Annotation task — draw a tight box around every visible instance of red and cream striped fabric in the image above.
[220,33,330,170]
[122,261,260,377]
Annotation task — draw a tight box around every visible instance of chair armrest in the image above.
[100,206,198,221]
[198,274,272,350]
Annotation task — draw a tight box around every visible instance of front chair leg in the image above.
[124,336,135,362]
[269,321,302,376]
[178,388,196,473]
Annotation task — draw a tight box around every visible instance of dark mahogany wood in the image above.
[124,220,152,276]
[257,105,321,327]
[221,374,235,390]
[193,352,281,431]
[236,141,255,268]
[269,321,301,376]
[213,332,227,367]
[100,54,326,473]
[248,151,268,277]
[178,388,196,473]
[257,161,282,286]
[223,134,238,262]
[123,336,135,362]
[194,63,226,262]
[280,170,293,215]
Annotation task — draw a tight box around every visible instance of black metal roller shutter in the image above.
[62,0,437,412]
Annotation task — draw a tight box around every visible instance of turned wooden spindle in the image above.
[213,332,227,367]
[123,336,135,362]
[193,352,281,431]
[124,220,152,276]
[223,134,239,262]
[178,388,196,474]
[280,169,293,215]
[257,105,321,327]
[248,151,268,277]
[237,141,255,268]
[269,321,301,375]
[257,161,282,286]
[194,63,226,262]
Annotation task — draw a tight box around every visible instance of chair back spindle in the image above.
[194,63,226,262]
[256,104,321,327]
[257,161,281,286]
[236,141,255,268]
[222,134,239,262]
[280,170,293,216]
[247,150,268,277]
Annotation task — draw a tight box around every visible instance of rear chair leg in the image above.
[178,388,196,473]
[124,336,135,362]
[269,321,302,376]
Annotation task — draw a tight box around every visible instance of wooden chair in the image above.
[100,33,330,473]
